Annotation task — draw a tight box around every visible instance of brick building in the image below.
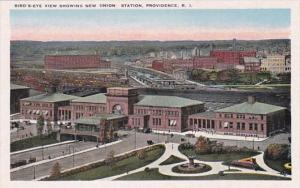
[188,96,287,138]
[210,50,256,65]
[20,93,78,121]
[19,88,287,139]
[44,55,111,70]
[243,57,261,73]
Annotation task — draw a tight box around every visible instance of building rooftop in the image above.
[135,95,203,108]
[215,102,286,115]
[21,93,78,103]
[11,84,29,90]
[75,114,126,125]
[244,57,260,63]
[190,111,216,118]
[72,93,106,104]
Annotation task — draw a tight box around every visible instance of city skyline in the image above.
[11,9,290,41]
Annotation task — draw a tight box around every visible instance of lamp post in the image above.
[134,126,137,149]
[41,144,44,160]
[33,166,36,179]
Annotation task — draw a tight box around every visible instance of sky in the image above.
[10,9,290,41]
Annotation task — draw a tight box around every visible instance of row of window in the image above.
[135,108,180,117]
[153,118,162,126]
[73,105,106,112]
[190,118,215,129]
[220,113,264,120]
[219,122,264,131]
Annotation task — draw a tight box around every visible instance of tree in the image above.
[137,149,147,160]
[265,144,289,160]
[50,162,61,177]
[194,136,211,154]
[228,69,240,84]
[46,118,52,135]
[105,150,116,167]
[37,115,45,137]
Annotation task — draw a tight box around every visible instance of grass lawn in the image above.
[50,146,165,180]
[159,155,186,166]
[179,149,260,162]
[265,158,291,174]
[116,168,291,180]
[11,133,58,152]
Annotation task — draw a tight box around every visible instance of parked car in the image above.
[147,140,154,145]
[143,128,151,133]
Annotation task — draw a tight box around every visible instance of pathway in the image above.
[100,143,291,180]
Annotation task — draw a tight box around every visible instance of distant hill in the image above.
[10,39,290,67]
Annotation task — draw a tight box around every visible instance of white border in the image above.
[1,1,300,188]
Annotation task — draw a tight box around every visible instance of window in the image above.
[249,123,253,130]
[242,123,245,130]
[254,123,258,131]
[198,119,201,127]
[261,124,264,131]
[211,120,215,129]
[189,119,193,126]
[237,122,240,130]
[229,122,233,129]
[261,115,264,120]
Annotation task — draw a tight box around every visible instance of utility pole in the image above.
[33,166,36,179]
[134,127,137,149]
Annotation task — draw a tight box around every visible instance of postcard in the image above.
[0,0,300,188]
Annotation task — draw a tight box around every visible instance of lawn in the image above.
[159,155,186,166]
[49,145,165,180]
[116,168,291,180]
[11,133,58,152]
[265,158,291,174]
[179,149,260,162]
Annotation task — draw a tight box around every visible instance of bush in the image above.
[144,167,150,172]
[137,149,147,160]
[28,157,36,163]
[265,144,289,160]
[195,136,211,154]
[50,162,61,177]
[179,142,194,150]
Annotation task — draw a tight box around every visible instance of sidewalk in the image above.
[11,140,76,155]
[152,130,268,142]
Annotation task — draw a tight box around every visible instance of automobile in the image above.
[143,128,151,133]
[147,140,154,145]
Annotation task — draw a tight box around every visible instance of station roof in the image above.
[215,102,286,115]
[21,93,78,103]
[135,95,203,108]
[11,84,29,90]
[72,93,106,104]
[75,114,126,125]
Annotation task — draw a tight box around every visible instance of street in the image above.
[10,130,290,180]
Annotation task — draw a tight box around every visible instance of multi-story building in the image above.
[20,92,78,121]
[243,57,261,73]
[10,84,30,114]
[188,96,287,138]
[19,88,287,139]
[44,55,111,70]
[210,50,256,65]
[260,55,287,74]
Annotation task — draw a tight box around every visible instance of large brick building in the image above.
[44,55,111,70]
[210,50,256,65]
[20,88,287,141]
[189,96,287,138]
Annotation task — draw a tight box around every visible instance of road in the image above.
[11,141,96,164]
[10,130,290,180]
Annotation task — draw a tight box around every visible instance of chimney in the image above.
[247,96,256,104]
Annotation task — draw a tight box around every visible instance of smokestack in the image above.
[247,96,256,104]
